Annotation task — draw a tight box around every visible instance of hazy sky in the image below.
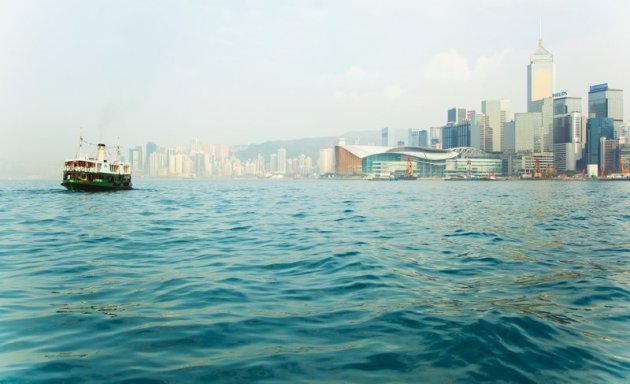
[1,0,629,177]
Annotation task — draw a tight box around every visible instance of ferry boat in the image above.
[62,138,132,191]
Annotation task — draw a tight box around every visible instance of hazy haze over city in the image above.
[1,0,629,178]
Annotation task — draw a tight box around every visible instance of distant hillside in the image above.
[234,130,382,160]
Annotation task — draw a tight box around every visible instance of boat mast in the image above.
[77,136,84,158]
[115,137,122,162]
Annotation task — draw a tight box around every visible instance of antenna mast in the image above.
[116,137,122,162]
[77,135,84,158]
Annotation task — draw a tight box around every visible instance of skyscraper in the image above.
[277,148,287,174]
[553,96,582,116]
[128,146,143,174]
[527,38,554,112]
[553,112,583,172]
[586,117,614,166]
[447,108,467,124]
[482,99,511,152]
[539,97,555,153]
[588,83,624,129]
[145,142,157,170]
[269,153,278,173]
[408,128,420,147]
[552,96,583,170]
[586,84,623,174]
[515,112,542,153]
[381,127,389,147]
[503,121,516,153]
[418,130,428,147]
[441,122,471,149]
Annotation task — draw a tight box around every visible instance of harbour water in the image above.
[1,179,628,383]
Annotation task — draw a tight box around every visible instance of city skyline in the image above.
[1,1,629,178]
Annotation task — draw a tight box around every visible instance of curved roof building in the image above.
[335,145,459,177]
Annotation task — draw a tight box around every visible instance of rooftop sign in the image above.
[589,83,608,93]
[552,91,568,98]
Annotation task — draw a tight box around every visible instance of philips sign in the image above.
[552,91,568,98]
[589,83,608,93]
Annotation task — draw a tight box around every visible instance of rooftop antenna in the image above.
[538,19,543,46]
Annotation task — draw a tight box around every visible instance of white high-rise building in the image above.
[527,37,554,112]
[429,126,442,149]
[148,151,166,177]
[552,112,583,171]
[541,97,554,153]
[515,112,543,153]
[277,148,287,174]
[468,112,490,151]
[408,128,421,147]
[482,99,512,152]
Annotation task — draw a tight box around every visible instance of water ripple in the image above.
[1,179,629,383]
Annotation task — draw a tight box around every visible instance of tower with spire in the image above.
[527,35,554,113]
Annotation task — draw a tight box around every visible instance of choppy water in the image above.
[1,179,629,383]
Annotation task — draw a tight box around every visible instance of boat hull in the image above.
[62,171,132,191]
[62,181,132,191]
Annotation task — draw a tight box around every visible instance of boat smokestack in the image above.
[96,144,106,162]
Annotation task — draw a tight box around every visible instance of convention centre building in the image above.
[334,145,504,178]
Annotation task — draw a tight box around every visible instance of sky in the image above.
[1,0,629,178]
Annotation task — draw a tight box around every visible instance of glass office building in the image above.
[586,117,615,166]
[588,84,623,129]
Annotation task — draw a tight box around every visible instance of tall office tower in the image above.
[553,112,583,172]
[174,154,184,176]
[588,84,624,129]
[381,127,389,146]
[468,111,486,151]
[553,96,582,116]
[269,153,278,173]
[167,148,176,176]
[482,99,511,152]
[256,154,265,175]
[600,138,620,174]
[192,152,206,177]
[148,151,166,177]
[429,127,442,148]
[527,37,554,112]
[145,142,157,170]
[419,130,428,147]
[128,146,143,174]
[553,96,583,171]
[277,148,287,174]
[587,84,623,173]
[537,97,555,153]
[503,121,516,153]
[447,108,467,124]
[586,117,615,167]
[408,128,420,147]
[441,122,471,149]
[515,112,543,153]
